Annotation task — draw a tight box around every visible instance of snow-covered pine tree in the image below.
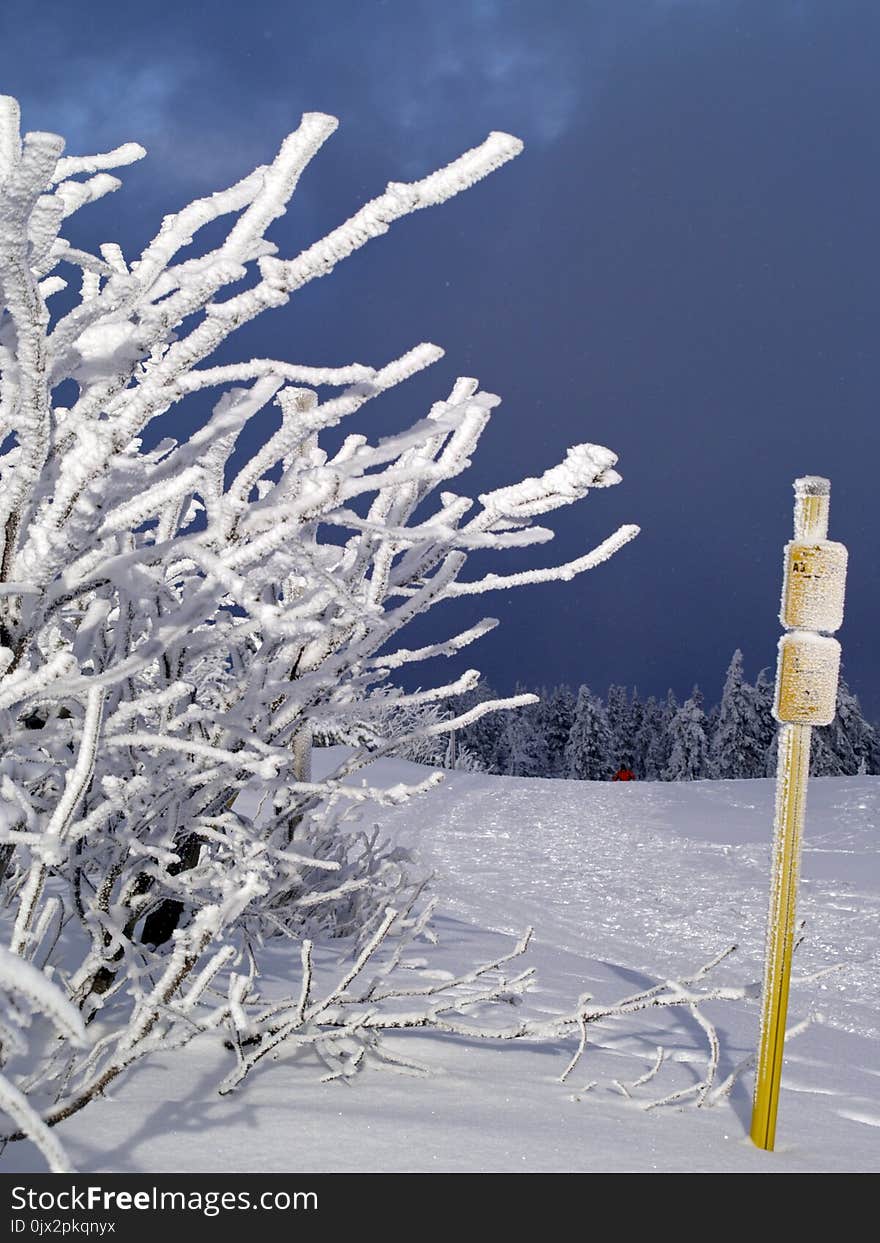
[541,683,576,777]
[808,725,844,776]
[489,703,512,774]
[815,676,855,770]
[633,693,661,778]
[751,666,779,777]
[663,686,709,781]
[626,687,643,769]
[837,677,877,774]
[605,683,628,771]
[0,95,639,1166]
[648,688,679,780]
[455,680,506,771]
[811,675,876,777]
[707,650,767,779]
[869,716,880,776]
[565,685,615,780]
[498,686,548,777]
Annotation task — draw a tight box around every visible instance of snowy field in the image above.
[3,754,878,1174]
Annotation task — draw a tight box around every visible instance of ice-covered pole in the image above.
[750,476,847,1151]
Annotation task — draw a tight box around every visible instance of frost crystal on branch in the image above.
[0,94,637,1167]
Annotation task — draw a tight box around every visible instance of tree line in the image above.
[452,650,880,780]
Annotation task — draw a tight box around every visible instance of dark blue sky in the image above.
[3,0,879,715]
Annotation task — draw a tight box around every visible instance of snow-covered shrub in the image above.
[443,736,485,772]
[0,94,637,1166]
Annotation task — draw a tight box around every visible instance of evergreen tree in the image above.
[664,686,709,781]
[840,678,878,774]
[764,737,779,778]
[565,686,615,780]
[457,681,506,773]
[708,650,767,779]
[540,684,576,777]
[490,717,511,775]
[648,689,679,780]
[812,675,877,777]
[751,666,779,777]
[499,689,549,777]
[627,688,644,768]
[634,694,662,778]
[809,726,844,776]
[605,683,629,770]
[753,665,776,737]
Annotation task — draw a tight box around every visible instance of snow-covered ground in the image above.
[3,756,878,1173]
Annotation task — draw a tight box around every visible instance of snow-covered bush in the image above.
[0,94,637,1167]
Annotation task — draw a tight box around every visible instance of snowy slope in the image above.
[3,758,878,1174]
[358,758,878,1042]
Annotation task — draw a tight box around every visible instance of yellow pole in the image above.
[750,477,831,1151]
[750,721,811,1149]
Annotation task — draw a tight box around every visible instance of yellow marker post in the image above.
[750,477,847,1151]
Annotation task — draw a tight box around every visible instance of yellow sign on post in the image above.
[775,631,840,726]
[781,541,847,633]
[750,477,847,1151]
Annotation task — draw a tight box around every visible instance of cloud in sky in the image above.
[30,56,197,154]
[349,0,585,152]
[0,0,839,185]
[9,0,822,195]
[0,1,623,185]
